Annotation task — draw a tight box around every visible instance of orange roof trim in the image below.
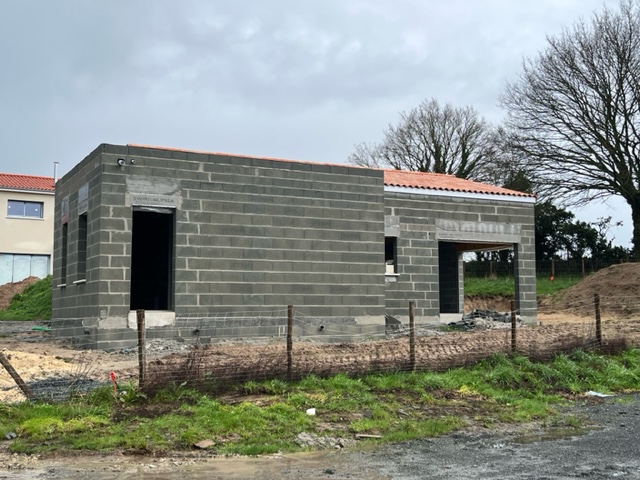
[0,173,55,192]
[383,169,534,198]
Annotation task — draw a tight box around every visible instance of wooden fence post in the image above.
[510,300,517,354]
[0,352,34,400]
[594,294,602,348]
[409,301,416,371]
[287,305,293,381]
[136,309,147,387]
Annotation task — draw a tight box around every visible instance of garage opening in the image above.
[439,240,515,316]
[130,208,174,311]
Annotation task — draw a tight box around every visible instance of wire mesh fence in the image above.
[1,296,638,404]
[464,258,635,279]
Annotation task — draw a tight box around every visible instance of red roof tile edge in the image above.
[0,173,55,192]
[383,169,534,198]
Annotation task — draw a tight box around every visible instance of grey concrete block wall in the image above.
[384,192,536,324]
[52,145,106,329]
[52,143,536,349]
[53,144,386,346]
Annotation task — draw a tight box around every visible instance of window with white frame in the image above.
[7,200,43,218]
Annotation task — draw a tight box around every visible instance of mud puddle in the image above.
[510,426,593,444]
[1,451,388,480]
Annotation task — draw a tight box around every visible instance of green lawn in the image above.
[464,275,583,297]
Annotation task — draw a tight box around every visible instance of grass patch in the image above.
[0,275,52,321]
[536,276,583,296]
[3,349,640,455]
[464,275,583,297]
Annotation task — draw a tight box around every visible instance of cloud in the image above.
[0,0,629,244]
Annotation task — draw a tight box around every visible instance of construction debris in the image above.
[448,309,520,331]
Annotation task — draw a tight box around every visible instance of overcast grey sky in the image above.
[1,0,630,246]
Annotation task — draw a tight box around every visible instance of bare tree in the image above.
[349,98,497,181]
[500,0,640,254]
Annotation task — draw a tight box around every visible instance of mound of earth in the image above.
[0,276,40,310]
[549,263,640,317]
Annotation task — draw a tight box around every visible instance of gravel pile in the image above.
[109,338,193,357]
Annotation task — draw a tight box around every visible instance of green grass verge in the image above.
[0,276,52,321]
[464,275,583,297]
[2,349,640,455]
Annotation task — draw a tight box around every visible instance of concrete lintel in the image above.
[436,219,521,244]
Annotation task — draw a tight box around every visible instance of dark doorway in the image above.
[130,209,174,310]
[438,241,460,313]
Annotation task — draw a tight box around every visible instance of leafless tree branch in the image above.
[348,98,498,181]
[500,0,640,253]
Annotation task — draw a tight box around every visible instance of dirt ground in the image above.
[3,264,640,403]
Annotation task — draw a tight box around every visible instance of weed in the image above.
[241,380,261,395]
[117,381,148,404]
[262,379,288,395]
[563,415,583,428]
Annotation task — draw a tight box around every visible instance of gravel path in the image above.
[348,393,640,479]
[0,322,45,335]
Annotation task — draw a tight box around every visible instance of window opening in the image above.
[77,213,87,280]
[385,237,398,274]
[61,223,68,284]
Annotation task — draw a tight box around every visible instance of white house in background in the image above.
[0,173,55,285]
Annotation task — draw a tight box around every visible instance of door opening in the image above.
[130,208,174,310]
[438,241,460,314]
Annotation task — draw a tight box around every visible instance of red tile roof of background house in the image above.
[383,169,534,198]
[0,173,55,192]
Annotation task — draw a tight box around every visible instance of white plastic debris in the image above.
[306,408,316,416]
[585,391,613,397]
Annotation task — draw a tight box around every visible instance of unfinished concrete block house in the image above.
[52,144,536,349]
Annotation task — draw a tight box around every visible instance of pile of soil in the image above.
[0,276,39,310]
[549,263,640,316]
